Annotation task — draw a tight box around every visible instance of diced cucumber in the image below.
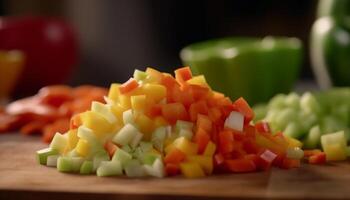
[46,155,59,167]
[57,157,73,172]
[80,161,93,174]
[175,120,194,133]
[300,92,321,115]
[283,121,303,139]
[321,131,348,161]
[274,108,297,131]
[130,132,143,148]
[50,133,68,153]
[141,153,158,165]
[112,147,132,167]
[93,151,110,171]
[151,127,167,151]
[36,148,58,165]
[71,157,85,172]
[143,158,165,178]
[124,159,146,177]
[113,124,139,146]
[96,160,123,177]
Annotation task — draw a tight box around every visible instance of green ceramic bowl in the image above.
[180,36,303,105]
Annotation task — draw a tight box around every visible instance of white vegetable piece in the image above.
[113,124,140,146]
[123,109,135,125]
[91,101,117,124]
[46,155,59,167]
[130,132,143,148]
[96,160,123,177]
[143,158,165,178]
[50,132,68,153]
[112,147,132,168]
[224,111,244,131]
[93,151,110,171]
[124,160,146,177]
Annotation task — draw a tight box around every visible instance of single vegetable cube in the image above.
[172,137,198,156]
[123,109,135,125]
[80,160,93,174]
[76,139,90,157]
[133,69,147,81]
[203,141,216,157]
[124,160,146,177]
[91,101,117,124]
[286,147,304,160]
[131,95,147,111]
[143,158,165,178]
[180,162,205,178]
[142,84,166,103]
[50,133,68,154]
[186,75,208,87]
[175,120,194,133]
[96,160,123,177]
[112,147,132,167]
[145,67,163,83]
[187,155,213,175]
[321,131,347,161]
[224,111,244,131]
[46,155,59,167]
[113,124,140,146]
[80,111,113,135]
[108,83,121,102]
[37,148,58,165]
[93,151,110,171]
[57,157,73,172]
[135,114,154,139]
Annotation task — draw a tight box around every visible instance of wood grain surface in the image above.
[0,134,350,200]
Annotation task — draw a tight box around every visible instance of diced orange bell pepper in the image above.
[119,78,139,94]
[194,127,210,154]
[308,152,326,165]
[189,100,208,122]
[164,148,186,164]
[225,158,257,173]
[161,103,188,124]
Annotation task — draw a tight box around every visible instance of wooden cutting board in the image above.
[0,134,350,200]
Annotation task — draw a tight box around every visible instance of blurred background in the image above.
[0,0,317,87]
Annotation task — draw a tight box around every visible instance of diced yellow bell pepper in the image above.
[131,95,147,111]
[285,136,303,148]
[145,67,163,83]
[180,162,205,178]
[186,75,209,87]
[142,83,166,103]
[172,137,198,156]
[111,103,127,120]
[80,111,113,136]
[76,139,90,157]
[119,95,132,109]
[108,83,121,103]
[203,141,216,157]
[135,114,154,140]
[67,129,79,151]
[187,155,213,175]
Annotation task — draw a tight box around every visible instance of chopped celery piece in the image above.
[91,101,117,124]
[124,160,146,177]
[93,151,110,171]
[50,133,68,153]
[175,120,193,133]
[113,124,139,146]
[143,158,165,178]
[71,157,85,172]
[283,121,303,139]
[80,161,93,174]
[123,110,135,125]
[97,160,122,177]
[57,157,73,172]
[300,92,321,114]
[130,132,143,148]
[304,125,321,149]
[36,148,58,165]
[285,92,300,110]
[112,147,132,167]
[133,69,147,81]
[178,129,193,140]
[286,147,304,159]
[46,155,59,167]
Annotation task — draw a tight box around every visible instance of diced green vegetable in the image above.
[71,157,85,172]
[80,161,93,174]
[141,153,158,165]
[49,133,67,153]
[112,147,132,167]
[113,123,139,146]
[123,110,135,125]
[124,159,146,177]
[36,148,58,165]
[321,131,347,161]
[96,160,123,177]
[57,157,73,172]
[283,121,303,139]
[93,151,110,171]
[46,155,59,167]
[304,125,322,149]
[143,158,164,178]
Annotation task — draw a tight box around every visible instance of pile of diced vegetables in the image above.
[254,91,350,161]
[37,67,330,178]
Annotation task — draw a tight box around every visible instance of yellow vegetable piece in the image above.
[67,129,79,151]
[119,95,132,109]
[203,141,216,157]
[145,67,163,83]
[180,162,205,178]
[142,83,166,103]
[131,95,147,112]
[135,114,154,140]
[285,136,303,148]
[186,75,209,87]
[108,83,121,103]
[111,104,127,120]
[76,139,90,157]
[80,111,113,136]
[187,155,213,175]
[172,137,198,156]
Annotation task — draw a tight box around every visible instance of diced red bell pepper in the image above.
[165,163,180,176]
[225,158,257,173]
[119,78,139,94]
[255,121,271,133]
[303,149,322,157]
[196,114,212,132]
[308,152,326,165]
[189,100,208,122]
[219,130,234,154]
[161,103,188,124]
[189,85,210,101]
[280,158,300,169]
[194,127,210,154]
[233,97,254,124]
[38,85,73,107]
[170,85,194,107]
[175,66,192,83]
[208,107,222,123]
[164,148,186,164]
